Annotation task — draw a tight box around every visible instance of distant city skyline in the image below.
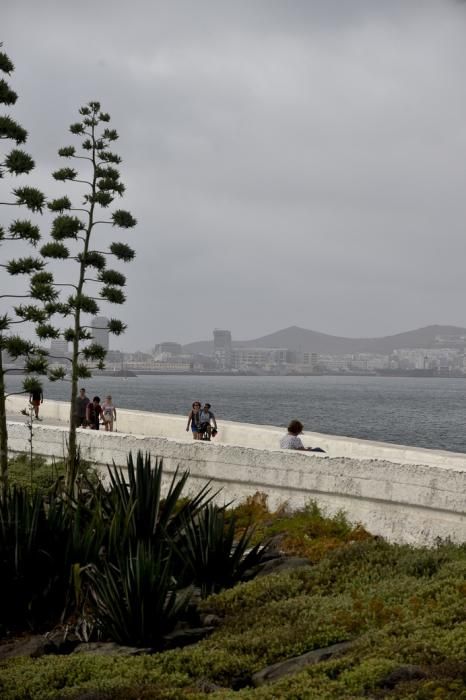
[5,322,466,377]
[150,323,466,352]
[106,322,466,376]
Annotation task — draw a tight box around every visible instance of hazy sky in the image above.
[3,0,466,350]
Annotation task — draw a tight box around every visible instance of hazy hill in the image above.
[183,325,466,355]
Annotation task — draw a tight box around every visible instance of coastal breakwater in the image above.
[6,397,466,545]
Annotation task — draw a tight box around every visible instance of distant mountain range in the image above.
[183,325,466,355]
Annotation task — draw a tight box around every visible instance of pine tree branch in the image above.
[73,179,93,186]
[0,294,31,299]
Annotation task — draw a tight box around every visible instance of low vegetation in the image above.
[0,464,465,699]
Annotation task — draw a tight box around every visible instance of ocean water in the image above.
[5,374,466,453]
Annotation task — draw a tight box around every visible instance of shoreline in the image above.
[6,368,466,379]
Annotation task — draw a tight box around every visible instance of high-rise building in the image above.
[213,329,232,369]
[154,342,182,356]
[91,316,110,351]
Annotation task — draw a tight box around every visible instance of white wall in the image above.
[5,412,466,546]
[6,395,466,470]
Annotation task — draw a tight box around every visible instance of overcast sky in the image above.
[3,0,466,350]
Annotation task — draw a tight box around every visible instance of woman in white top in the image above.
[280,420,325,452]
[101,395,117,432]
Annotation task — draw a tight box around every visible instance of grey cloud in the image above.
[2,0,466,349]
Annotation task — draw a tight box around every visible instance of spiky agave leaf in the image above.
[175,504,269,597]
[103,453,213,556]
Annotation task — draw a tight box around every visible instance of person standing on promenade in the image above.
[87,396,103,430]
[186,401,202,439]
[75,387,90,427]
[280,420,325,452]
[199,403,218,440]
[29,387,43,420]
[101,395,117,432]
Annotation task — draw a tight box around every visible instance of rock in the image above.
[260,534,286,559]
[254,556,312,578]
[72,642,152,656]
[379,665,427,689]
[193,679,227,693]
[252,640,353,686]
[44,628,81,655]
[162,626,216,650]
[57,693,111,700]
[0,635,49,659]
[199,613,222,627]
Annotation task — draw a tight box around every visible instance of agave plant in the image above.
[0,467,108,630]
[175,504,269,597]
[103,452,214,558]
[0,486,59,627]
[72,453,217,645]
[45,490,108,624]
[85,542,189,647]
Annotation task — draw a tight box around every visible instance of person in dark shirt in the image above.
[75,387,90,427]
[86,396,103,430]
[29,387,43,420]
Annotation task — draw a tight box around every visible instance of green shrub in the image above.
[229,497,373,562]
[0,655,192,700]
[8,454,64,493]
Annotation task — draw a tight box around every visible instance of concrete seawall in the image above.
[6,397,466,545]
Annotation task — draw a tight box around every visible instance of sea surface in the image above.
[6,374,466,454]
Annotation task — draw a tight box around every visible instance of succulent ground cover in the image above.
[0,472,465,699]
[8,453,63,490]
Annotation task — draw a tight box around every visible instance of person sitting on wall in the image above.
[280,420,325,452]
